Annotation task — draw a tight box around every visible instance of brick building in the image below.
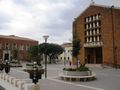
[73,4,120,67]
[0,35,38,62]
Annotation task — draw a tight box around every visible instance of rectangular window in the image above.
[12,43,17,50]
[20,45,24,50]
[5,43,10,49]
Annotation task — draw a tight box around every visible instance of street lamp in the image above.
[32,61,38,84]
[43,35,49,78]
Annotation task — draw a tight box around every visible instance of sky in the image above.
[0,0,120,44]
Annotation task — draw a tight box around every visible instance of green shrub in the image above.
[26,63,42,67]
[63,68,76,71]
[76,66,89,71]
[10,60,20,64]
[63,64,90,71]
[26,63,33,66]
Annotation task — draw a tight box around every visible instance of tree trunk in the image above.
[49,57,52,64]
[76,56,78,68]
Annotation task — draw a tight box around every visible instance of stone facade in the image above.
[73,4,120,67]
[0,35,38,62]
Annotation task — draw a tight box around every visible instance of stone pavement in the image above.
[40,64,120,90]
[0,63,120,90]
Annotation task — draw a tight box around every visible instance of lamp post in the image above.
[43,35,49,78]
[32,61,38,84]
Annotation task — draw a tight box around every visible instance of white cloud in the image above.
[0,0,34,32]
[0,0,120,44]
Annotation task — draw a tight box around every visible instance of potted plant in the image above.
[24,62,44,79]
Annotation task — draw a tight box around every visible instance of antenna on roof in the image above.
[91,0,95,5]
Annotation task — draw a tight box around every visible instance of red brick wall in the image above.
[101,7,113,65]
[114,9,120,65]
[0,37,38,61]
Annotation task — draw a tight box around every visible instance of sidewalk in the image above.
[0,85,5,90]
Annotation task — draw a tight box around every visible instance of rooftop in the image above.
[75,3,120,20]
[61,43,72,47]
[0,35,38,42]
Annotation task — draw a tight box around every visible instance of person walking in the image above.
[69,60,72,66]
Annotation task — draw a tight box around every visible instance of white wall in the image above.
[58,46,72,63]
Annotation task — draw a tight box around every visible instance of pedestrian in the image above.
[77,59,80,67]
[69,60,72,66]
[5,60,10,74]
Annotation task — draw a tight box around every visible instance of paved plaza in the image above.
[0,63,120,90]
[39,64,120,90]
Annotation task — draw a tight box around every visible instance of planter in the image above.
[24,68,44,79]
[10,60,22,67]
[63,70,92,76]
[26,65,42,69]
[10,63,22,67]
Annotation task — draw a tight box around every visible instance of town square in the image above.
[0,0,120,90]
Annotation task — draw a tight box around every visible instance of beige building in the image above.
[58,43,72,64]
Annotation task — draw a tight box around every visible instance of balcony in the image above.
[83,42,103,47]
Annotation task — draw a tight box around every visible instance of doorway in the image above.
[85,47,103,64]
[3,50,10,62]
[4,53,9,60]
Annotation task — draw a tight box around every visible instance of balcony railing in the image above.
[83,41,103,47]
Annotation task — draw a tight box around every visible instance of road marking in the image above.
[47,78,105,90]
